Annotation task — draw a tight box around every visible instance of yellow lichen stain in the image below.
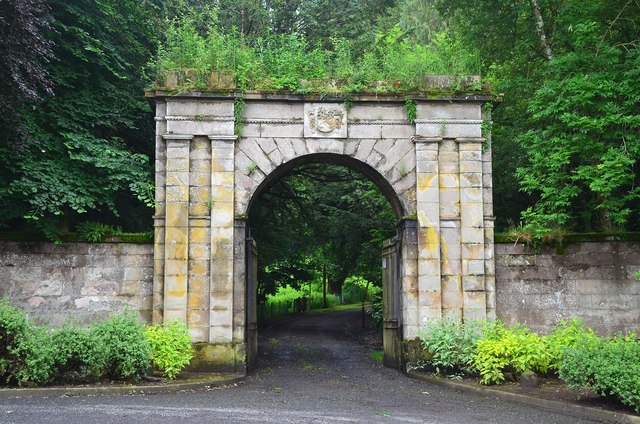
[417,211,439,255]
[417,174,435,192]
[425,226,439,254]
[440,235,448,267]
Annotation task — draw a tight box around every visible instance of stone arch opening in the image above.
[246,153,406,219]
[243,154,407,370]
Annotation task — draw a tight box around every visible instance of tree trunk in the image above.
[529,0,553,61]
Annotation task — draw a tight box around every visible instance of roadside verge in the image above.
[0,373,245,399]
[406,371,640,424]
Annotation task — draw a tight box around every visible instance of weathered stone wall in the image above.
[495,241,640,335]
[0,241,153,325]
[2,239,638,337]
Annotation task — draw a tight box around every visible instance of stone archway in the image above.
[147,90,496,372]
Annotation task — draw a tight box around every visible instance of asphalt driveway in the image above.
[0,309,601,423]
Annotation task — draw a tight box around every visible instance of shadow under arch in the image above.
[245,153,406,220]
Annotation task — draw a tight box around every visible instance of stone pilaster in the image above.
[232,219,248,343]
[209,135,237,343]
[414,137,442,325]
[187,136,212,342]
[438,139,463,320]
[162,134,192,323]
[458,138,487,320]
[482,111,497,320]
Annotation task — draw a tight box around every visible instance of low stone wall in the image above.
[2,240,638,336]
[495,241,640,335]
[0,241,153,325]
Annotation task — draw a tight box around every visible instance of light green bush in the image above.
[93,311,151,381]
[545,318,598,370]
[473,321,551,385]
[145,320,193,380]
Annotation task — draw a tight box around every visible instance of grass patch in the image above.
[369,350,384,363]
[312,303,367,313]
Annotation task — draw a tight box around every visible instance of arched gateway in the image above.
[147,87,496,372]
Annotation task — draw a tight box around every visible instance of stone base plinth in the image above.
[189,342,247,374]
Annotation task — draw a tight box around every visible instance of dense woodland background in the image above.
[0,0,638,297]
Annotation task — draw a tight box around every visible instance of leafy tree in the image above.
[249,164,396,298]
[435,0,640,233]
[0,0,159,237]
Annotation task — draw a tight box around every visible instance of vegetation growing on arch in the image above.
[151,19,482,94]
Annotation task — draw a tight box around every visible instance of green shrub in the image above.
[559,334,640,413]
[51,325,107,380]
[0,300,56,386]
[366,296,384,328]
[418,318,483,376]
[145,320,193,380]
[0,300,30,382]
[76,221,119,242]
[473,321,551,385]
[93,311,151,381]
[545,318,598,370]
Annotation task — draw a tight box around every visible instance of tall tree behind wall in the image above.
[0,0,160,237]
[435,0,640,233]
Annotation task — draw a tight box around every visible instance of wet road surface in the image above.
[0,309,602,423]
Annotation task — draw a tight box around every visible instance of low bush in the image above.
[473,321,551,385]
[93,311,151,381]
[0,300,56,386]
[418,318,483,376]
[545,318,598,370]
[145,321,193,380]
[559,334,640,413]
[51,325,107,381]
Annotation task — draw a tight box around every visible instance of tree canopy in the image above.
[0,0,638,284]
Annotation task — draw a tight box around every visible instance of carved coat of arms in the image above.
[304,104,347,138]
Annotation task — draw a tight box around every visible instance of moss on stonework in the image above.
[494,232,640,245]
[189,342,246,373]
[0,232,153,243]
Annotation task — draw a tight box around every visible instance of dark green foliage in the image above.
[51,325,107,380]
[92,311,151,381]
[517,30,640,233]
[76,221,121,242]
[0,0,157,238]
[418,318,483,375]
[434,0,640,233]
[559,335,640,413]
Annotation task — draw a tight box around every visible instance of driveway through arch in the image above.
[147,89,496,372]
